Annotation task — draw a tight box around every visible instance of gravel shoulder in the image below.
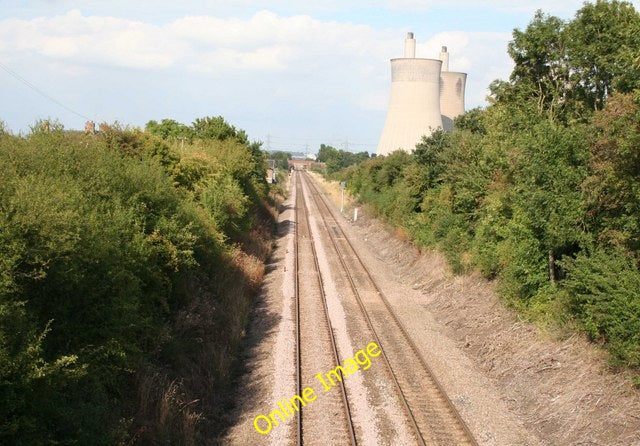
[223,178,296,446]
[310,173,538,446]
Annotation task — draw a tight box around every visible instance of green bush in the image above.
[496,222,549,302]
[200,174,250,236]
[0,136,206,442]
[0,117,270,443]
[562,249,640,367]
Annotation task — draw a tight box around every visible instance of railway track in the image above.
[293,173,357,445]
[300,171,478,446]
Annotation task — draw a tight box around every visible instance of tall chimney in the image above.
[439,46,449,72]
[404,32,416,58]
[85,120,96,134]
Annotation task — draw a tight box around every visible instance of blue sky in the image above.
[2,1,638,152]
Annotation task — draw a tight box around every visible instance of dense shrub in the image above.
[562,249,640,367]
[0,118,270,443]
[317,143,371,174]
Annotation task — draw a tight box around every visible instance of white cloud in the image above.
[0,9,397,75]
[46,61,90,77]
[1,9,185,69]
[0,7,510,88]
[187,45,293,74]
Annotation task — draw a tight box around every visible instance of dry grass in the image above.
[127,199,279,445]
[309,172,357,213]
[128,373,202,445]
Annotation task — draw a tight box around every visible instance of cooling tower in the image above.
[439,46,467,131]
[376,33,443,156]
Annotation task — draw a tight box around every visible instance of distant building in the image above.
[376,33,467,156]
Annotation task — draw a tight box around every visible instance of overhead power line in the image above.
[0,60,93,122]
[265,134,377,152]
[268,134,376,145]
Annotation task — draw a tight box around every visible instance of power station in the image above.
[376,33,467,156]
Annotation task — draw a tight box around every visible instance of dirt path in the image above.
[223,172,640,445]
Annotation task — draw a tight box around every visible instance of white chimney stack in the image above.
[439,45,449,72]
[404,32,416,58]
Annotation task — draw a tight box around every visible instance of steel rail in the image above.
[294,172,358,445]
[304,171,479,446]
[293,174,303,446]
[300,172,426,445]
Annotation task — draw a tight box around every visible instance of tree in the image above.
[582,92,640,250]
[566,0,640,110]
[509,121,590,284]
[145,119,193,141]
[192,116,248,143]
[269,151,292,170]
[413,129,450,189]
[505,11,573,121]
[454,107,487,134]
[316,144,339,163]
[317,144,369,174]
[493,1,640,120]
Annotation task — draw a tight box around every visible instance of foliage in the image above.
[582,91,640,251]
[453,107,487,134]
[491,1,640,121]
[562,249,640,367]
[146,115,252,146]
[566,0,640,110]
[0,116,271,443]
[413,129,450,189]
[192,116,248,143]
[505,11,574,121]
[145,118,194,141]
[29,118,64,134]
[317,143,370,174]
[268,150,292,170]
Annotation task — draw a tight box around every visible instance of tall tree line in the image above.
[341,0,640,377]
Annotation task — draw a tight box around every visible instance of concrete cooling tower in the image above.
[376,34,467,156]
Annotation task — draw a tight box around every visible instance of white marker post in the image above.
[340,181,346,214]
